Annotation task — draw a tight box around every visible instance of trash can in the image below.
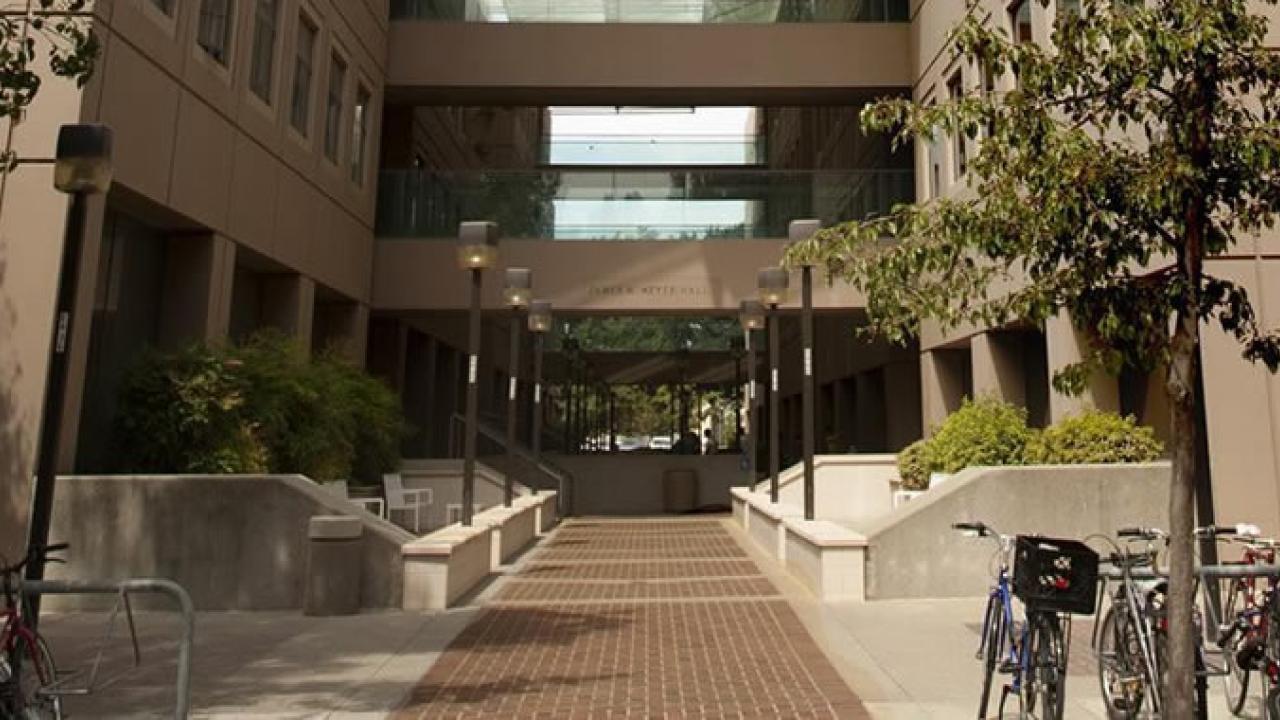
[662,469,698,514]
[305,516,363,616]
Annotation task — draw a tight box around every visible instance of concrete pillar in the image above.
[261,274,316,350]
[158,233,236,348]
[1044,312,1119,422]
[314,301,369,364]
[884,360,923,451]
[971,331,1026,406]
[920,348,970,433]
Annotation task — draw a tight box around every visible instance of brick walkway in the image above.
[393,517,870,719]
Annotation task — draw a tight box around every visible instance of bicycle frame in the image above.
[979,565,1026,693]
[1095,557,1165,714]
[1,599,54,706]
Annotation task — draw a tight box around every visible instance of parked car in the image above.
[648,435,673,451]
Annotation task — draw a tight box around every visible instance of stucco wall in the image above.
[863,463,1171,599]
[46,475,413,611]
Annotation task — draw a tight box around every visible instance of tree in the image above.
[785,1,1280,713]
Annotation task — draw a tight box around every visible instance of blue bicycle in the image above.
[955,522,1083,720]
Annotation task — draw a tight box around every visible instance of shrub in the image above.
[113,332,405,483]
[1026,410,1164,465]
[924,396,1034,475]
[897,439,931,491]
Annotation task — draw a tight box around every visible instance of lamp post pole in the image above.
[502,268,532,508]
[25,125,114,625]
[758,268,789,504]
[457,221,500,527]
[739,300,764,489]
[527,301,551,495]
[791,219,821,521]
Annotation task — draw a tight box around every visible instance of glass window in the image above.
[351,86,372,184]
[150,0,176,15]
[1009,0,1033,44]
[197,0,235,65]
[290,16,317,135]
[249,0,279,102]
[947,71,966,179]
[324,54,347,162]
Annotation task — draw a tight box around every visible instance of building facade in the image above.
[1,0,1278,557]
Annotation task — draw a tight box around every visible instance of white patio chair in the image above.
[322,480,386,518]
[383,473,430,533]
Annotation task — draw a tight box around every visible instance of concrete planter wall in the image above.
[402,523,493,610]
[753,454,898,529]
[48,475,414,611]
[783,519,867,601]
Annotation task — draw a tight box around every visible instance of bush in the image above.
[113,332,405,484]
[897,439,931,491]
[925,396,1034,475]
[1026,410,1164,465]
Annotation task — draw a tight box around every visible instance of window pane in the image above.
[250,0,280,102]
[290,18,317,134]
[1009,0,1032,44]
[197,0,234,65]
[351,87,372,184]
[947,72,966,179]
[324,55,347,161]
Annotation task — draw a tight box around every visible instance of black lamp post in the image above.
[502,268,532,507]
[527,300,552,495]
[25,124,114,619]
[790,219,821,521]
[739,300,765,489]
[456,221,500,526]
[758,267,789,504]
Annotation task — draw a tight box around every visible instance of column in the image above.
[261,273,316,350]
[920,348,970,433]
[970,331,1026,406]
[1044,312,1119,422]
[158,233,236,348]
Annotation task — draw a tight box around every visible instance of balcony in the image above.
[390,0,910,23]
[375,168,915,240]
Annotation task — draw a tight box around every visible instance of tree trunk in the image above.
[1164,308,1200,719]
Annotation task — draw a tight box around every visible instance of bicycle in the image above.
[0,542,67,720]
[1208,525,1276,716]
[955,521,1095,720]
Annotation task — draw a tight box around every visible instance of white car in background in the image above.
[648,436,673,451]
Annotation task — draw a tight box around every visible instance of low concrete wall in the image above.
[476,498,538,569]
[48,475,414,611]
[533,492,558,534]
[731,488,750,530]
[745,495,799,561]
[863,463,1171,599]
[402,523,493,610]
[783,518,867,602]
[550,454,743,515]
[400,459,529,532]
[754,454,897,529]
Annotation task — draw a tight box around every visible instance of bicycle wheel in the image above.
[1097,604,1146,718]
[1025,612,1066,720]
[1220,580,1252,716]
[978,595,1005,720]
[10,633,62,720]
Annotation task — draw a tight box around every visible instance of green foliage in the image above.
[896,439,931,491]
[113,333,405,484]
[922,397,1035,475]
[1026,409,1164,465]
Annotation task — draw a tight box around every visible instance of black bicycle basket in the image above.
[1013,535,1099,615]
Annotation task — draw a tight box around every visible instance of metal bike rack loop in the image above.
[21,578,194,719]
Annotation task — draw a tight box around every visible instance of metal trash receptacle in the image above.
[662,469,698,513]
[305,515,363,616]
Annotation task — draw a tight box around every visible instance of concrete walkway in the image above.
[393,517,869,718]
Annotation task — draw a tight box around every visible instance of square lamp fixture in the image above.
[54,124,114,195]
[758,267,789,307]
[739,299,765,331]
[457,221,500,270]
[503,268,533,308]
[528,300,553,334]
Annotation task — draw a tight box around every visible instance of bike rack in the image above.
[21,578,194,720]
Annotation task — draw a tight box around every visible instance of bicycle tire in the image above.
[1025,612,1065,720]
[1096,604,1145,718]
[9,632,62,720]
[1221,581,1252,716]
[978,595,1004,720]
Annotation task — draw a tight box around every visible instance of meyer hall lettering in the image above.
[588,285,712,297]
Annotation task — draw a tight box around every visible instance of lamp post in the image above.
[25,124,114,618]
[739,300,765,489]
[527,300,552,495]
[790,219,822,521]
[758,267,789,504]
[502,268,532,508]
[457,221,500,526]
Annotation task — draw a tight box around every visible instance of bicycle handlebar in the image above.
[1117,526,1167,540]
[1,542,69,575]
[1197,523,1262,539]
[952,521,990,537]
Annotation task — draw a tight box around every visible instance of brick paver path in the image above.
[394,517,869,719]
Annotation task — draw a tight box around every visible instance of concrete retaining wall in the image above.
[754,454,898,529]
[400,459,528,532]
[402,523,494,610]
[550,454,743,515]
[863,463,1171,599]
[48,475,414,611]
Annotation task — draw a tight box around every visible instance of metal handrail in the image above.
[448,412,575,515]
[22,578,194,719]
